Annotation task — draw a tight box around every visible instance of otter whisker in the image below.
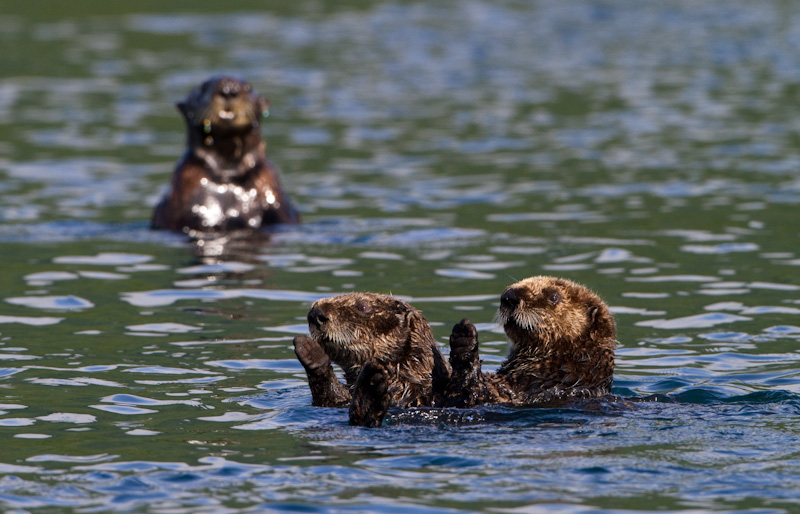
[494,309,509,328]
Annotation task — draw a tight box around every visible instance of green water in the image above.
[2,1,800,512]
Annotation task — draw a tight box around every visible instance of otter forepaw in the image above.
[294,335,350,407]
[293,335,331,373]
[449,318,479,369]
[349,361,390,428]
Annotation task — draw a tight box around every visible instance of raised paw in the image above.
[449,318,479,369]
[294,335,350,407]
[349,361,391,428]
[445,318,489,408]
[293,335,330,372]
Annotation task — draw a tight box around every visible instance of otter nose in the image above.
[307,306,329,329]
[217,79,242,99]
[500,288,520,310]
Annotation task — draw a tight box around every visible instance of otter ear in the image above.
[177,101,193,120]
[588,305,599,324]
[587,303,616,341]
[403,309,435,346]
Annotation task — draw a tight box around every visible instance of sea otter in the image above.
[293,293,450,427]
[444,276,616,407]
[152,76,300,233]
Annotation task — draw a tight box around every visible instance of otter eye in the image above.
[547,292,561,305]
[356,302,372,315]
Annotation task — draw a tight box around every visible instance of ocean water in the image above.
[2,1,800,512]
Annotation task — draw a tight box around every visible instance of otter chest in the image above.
[188,178,278,230]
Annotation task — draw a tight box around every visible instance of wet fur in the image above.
[152,75,299,233]
[444,276,616,407]
[293,293,451,426]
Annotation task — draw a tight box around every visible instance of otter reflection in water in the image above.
[152,76,300,233]
[292,293,450,427]
[305,276,617,427]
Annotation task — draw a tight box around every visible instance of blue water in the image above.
[2,1,800,512]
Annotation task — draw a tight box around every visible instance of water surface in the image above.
[2,1,800,512]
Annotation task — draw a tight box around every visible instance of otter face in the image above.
[498,276,612,351]
[306,293,422,367]
[178,76,269,133]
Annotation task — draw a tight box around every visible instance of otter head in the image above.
[178,76,269,136]
[497,276,615,354]
[306,293,431,373]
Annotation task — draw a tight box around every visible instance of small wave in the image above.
[681,242,760,254]
[54,252,154,266]
[5,295,94,311]
[125,323,202,334]
[0,221,162,243]
[357,454,483,469]
[36,413,96,424]
[205,359,303,373]
[121,288,327,308]
[636,312,752,329]
[435,268,495,280]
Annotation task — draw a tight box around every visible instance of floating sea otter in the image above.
[152,76,300,233]
[292,293,451,427]
[444,276,616,407]
[334,276,617,426]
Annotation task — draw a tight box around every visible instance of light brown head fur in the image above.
[496,276,616,396]
[307,293,440,388]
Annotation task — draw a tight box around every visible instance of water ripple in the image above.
[121,367,217,375]
[121,289,327,308]
[5,296,94,311]
[36,413,96,424]
[637,313,753,329]
[125,323,201,334]
[205,359,303,373]
[0,315,64,326]
[89,405,157,415]
[53,253,153,266]
[27,454,118,464]
[681,243,760,254]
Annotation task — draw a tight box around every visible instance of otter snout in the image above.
[500,288,520,310]
[307,305,329,330]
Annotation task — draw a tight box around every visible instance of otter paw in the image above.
[449,318,479,366]
[293,335,330,372]
[349,361,390,428]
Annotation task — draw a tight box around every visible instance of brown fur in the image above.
[152,75,299,233]
[293,293,451,426]
[445,276,616,407]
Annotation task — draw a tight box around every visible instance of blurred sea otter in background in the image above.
[152,76,300,233]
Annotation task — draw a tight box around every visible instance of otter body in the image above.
[293,293,450,427]
[152,76,299,233]
[445,276,616,407]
